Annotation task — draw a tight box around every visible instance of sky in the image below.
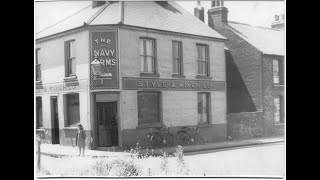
[35,1,285,33]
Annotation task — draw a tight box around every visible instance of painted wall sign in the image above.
[90,29,119,89]
[122,77,225,91]
[35,81,84,94]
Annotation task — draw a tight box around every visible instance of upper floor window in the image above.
[36,49,41,81]
[140,38,156,74]
[274,96,284,124]
[65,40,76,77]
[197,44,209,76]
[273,59,283,84]
[172,41,183,75]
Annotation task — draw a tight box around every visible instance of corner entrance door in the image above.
[51,96,60,144]
[96,102,118,147]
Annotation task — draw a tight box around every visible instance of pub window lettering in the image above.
[65,93,80,126]
[197,45,209,76]
[36,97,43,129]
[198,92,210,123]
[65,40,76,77]
[138,92,161,124]
[140,38,156,73]
[36,48,41,81]
[172,41,183,75]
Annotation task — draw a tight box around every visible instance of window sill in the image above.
[136,122,164,129]
[198,123,215,128]
[172,74,185,78]
[196,75,212,79]
[63,126,78,130]
[64,76,78,82]
[36,80,42,84]
[140,73,160,78]
[275,123,285,126]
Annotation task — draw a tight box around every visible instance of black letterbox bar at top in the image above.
[122,77,225,91]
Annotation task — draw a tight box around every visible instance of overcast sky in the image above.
[35,1,285,33]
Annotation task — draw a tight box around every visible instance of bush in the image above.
[92,158,141,177]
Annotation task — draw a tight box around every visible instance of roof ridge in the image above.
[85,2,111,25]
[36,4,91,34]
[229,21,280,31]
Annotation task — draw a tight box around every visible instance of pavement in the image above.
[38,136,284,158]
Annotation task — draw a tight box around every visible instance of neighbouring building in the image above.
[35,1,228,149]
[194,1,285,138]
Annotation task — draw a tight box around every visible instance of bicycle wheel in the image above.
[138,139,151,149]
[150,132,163,149]
[177,132,192,146]
[196,134,207,145]
[164,133,175,147]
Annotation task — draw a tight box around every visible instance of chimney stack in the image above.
[271,14,285,30]
[207,0,228,29]
[92,1,106,8]
[194,1,204,22]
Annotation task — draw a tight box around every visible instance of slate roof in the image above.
[227,21,284,56]
[36,1,226,40]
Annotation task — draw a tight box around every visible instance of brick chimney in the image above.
[92,1,106,8]
[194,1,204,22]
[271,14,285,30]
[207,0,228,29]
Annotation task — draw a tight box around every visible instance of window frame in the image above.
[36,48,41,81]
[139,37,159,77]
[274,96,284,124]
[137,91,162,126]
[197,92,211,124]
[172,41,184,77]
[196,44,211,78]
[64,93,80,127]
[65,40,76,77]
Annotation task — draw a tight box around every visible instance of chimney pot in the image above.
[194,1,205,22]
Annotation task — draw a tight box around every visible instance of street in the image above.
[38,142,284,176]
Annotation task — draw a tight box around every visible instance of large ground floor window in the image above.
[274,96,284,124]
[198,92,210,124]
[138,91,161,124]
[65,93,80,126]
[36,97,43,128]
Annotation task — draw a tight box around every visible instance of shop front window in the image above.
[198,92,210,123]
[36,97,43,128]
[65,93,80,126]
[138,92,160,124]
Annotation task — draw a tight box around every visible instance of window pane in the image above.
[201,47,206,60]
[36,49,40,64]
[145,40,154,56]
[71,59,76,75]
[146,57,154,73]
[173,42,180,58]
[69,41,75,58]
[273,59,280,83]
[140,56,144,72]
[140,39,144,55]
[173,59,179,74]
[197,46,202,59]
[138,92,160,124]
[67,94,80,126]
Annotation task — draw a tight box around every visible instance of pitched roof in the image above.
[36,1,226,40]
[227,21,284,56]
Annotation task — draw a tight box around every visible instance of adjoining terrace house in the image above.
[35,1,228,149]
[193,1,285,138]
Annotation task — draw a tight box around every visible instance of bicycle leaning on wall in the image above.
[177,124,207,146]
[138,126,175,149]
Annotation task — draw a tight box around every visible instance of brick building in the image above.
[35,1,228,149]
[194,1,285,138]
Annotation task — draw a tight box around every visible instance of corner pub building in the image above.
[35,1,227,149]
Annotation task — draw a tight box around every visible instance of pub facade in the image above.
[35,1,227,149]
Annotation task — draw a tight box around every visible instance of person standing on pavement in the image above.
[76,123,86,156]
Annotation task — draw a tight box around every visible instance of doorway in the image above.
[96,102,118,147]
[51,96,60,144]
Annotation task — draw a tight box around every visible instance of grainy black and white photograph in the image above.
[35,0,285,178]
